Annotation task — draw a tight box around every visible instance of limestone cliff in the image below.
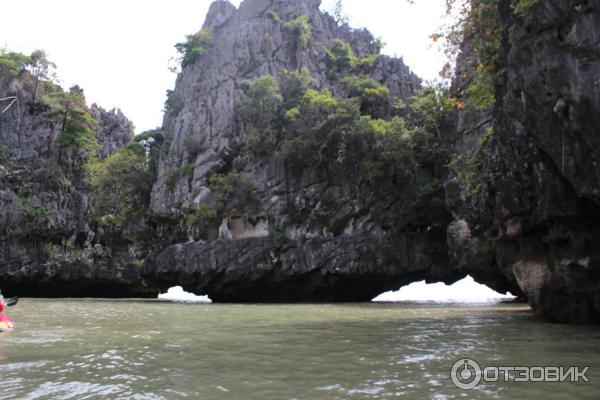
[142,0,459,301]
[0,56,152,297]
[150,0,418,217]
[446,0,600,323]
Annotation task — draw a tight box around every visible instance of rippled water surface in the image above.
[1,300,599,399]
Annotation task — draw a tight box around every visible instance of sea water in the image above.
[0,300,598,399]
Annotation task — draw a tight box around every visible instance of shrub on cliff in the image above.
[182,171,261,241]
[89,142,153,232]
[434,0,501,114]
[326,39,354,72]
[185,204,217,228]
[208,172,261,214]
[342,75,390,117]
[42,87,101,173]
[277,96,358,174]
[241,75,284,156]
[266,11,313,49]
[512,0,539,16]
[325,39,378,76]
[164,163,195,189]
[281,68,315,108]
[284,15,313,49]
[0,49,56,106]
[28,50,55,103]
[175,28,213,67]
[409,84,455,139]
[184,204,219,241]
[243,75,283,115]
[183,134,206,158]
[0,51,30,84]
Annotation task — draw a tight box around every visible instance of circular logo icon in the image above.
[451,358,482,390]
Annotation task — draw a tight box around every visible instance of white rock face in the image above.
[219,216,269,239]
[228,216,269,239]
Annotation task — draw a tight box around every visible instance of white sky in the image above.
[0,0,447,133]
[373,276,515,303]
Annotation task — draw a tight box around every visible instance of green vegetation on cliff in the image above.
[430,0,505,202]
[325,39,378,75]
[512,0,539,15]
[175,28,213,67]
[1,51,101,182]
[43,88,100,170]
[266,11,313,49]
[238,69,449,232]
[341,75,389,117]
[0,49,156,268]
[88,142,154,231]
[181,171,261,241]
[434,0,505,114]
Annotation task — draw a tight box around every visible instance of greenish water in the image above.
[1,300,599,399]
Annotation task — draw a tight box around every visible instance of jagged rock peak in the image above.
[204,0,237,29]
[204,0,323,29]
[90,104,135,158]
[238,0,321,19]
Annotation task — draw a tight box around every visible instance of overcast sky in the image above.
[1,0,448,133]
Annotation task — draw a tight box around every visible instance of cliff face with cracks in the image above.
[142,0,460,301]
[149,0,419,216]
[497,0,600,323]
[0,62,153,297]
[447,0,600,323]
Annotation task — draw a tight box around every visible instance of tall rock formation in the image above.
[0,55,151,297]
[446,0,600,323]
[143,0,459,301]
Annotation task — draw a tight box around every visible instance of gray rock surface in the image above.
[143,233,457,302]
[446,0,600,323]
[91,105,135,158]
[143,0,454,301]
[0,67,141,297]
[150,0,419,216]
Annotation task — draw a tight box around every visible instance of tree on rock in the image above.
[89,141,154,236]
[28,50,55,104]
[333,0,348,26]
[175,28,213,67]
[43,86,100,173]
